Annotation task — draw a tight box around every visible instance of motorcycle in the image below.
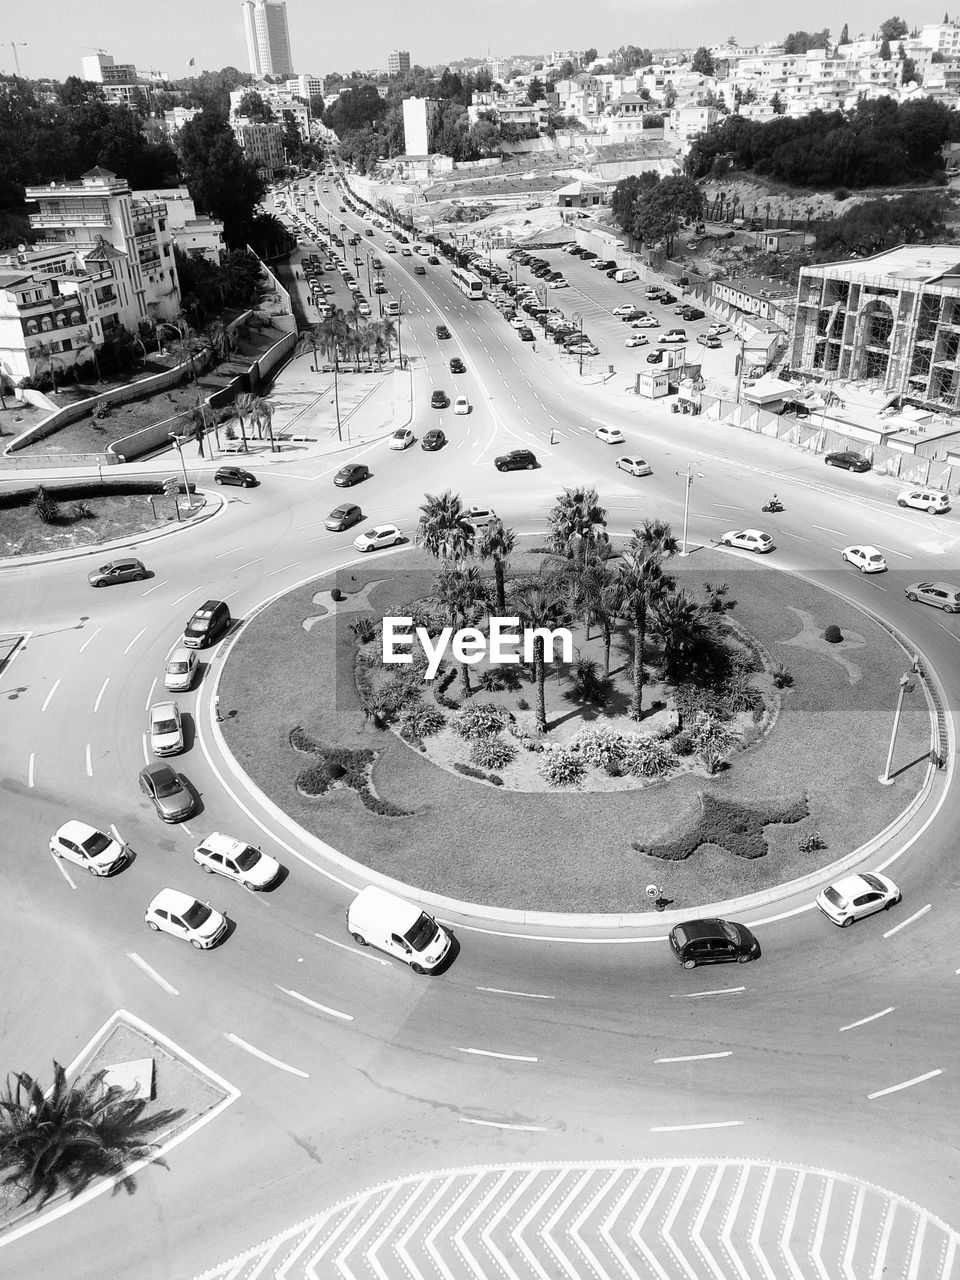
[761,499,784,514]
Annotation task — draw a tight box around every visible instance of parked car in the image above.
[354,524,403,552]
[778,400,811,417]
[325,503,364,532]
[816,872,900,927]
[88,558,147,588]
[841,545,887,573]
[183,599,231,649]
[682,307,705,321]
[422,429,446,451]
[632,316,660,328]
[613,305,641,318]
[495,449,538,472]
[897,488,950,513]
[904,581,960,612]
[697,334,722,349]
[659,292,677,304]
[164,648,198,693]
[595,426,625,444]
[668,918,760,968]
[449,357,465,373]
[720,528,775,553]
[49,821,127,876]
[824,450,870,471]
[193,831,280,890]
[518,327,535,341]
[145,888,227,949]
[149,701,184,756]
[389,427,416,450]
[625,335,648,348]
[659,329,688,344]
[453,396,470,415]
[334,463,371,487]
[463,506,497,529]
[138,762,194,823]
[616,456,653,477]
[708,322,730,336]
[214,466,258,487]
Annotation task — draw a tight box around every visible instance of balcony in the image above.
[29,211,112,230]
[17,293,85,320]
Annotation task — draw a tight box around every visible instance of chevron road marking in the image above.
[513,1169,569,1280]
[600,1167,647,1280]
[453,1169,512,1279]
[720,1162,753,1280]
[811,1177,836,1280]
[662,1164,701,1280]
[425,1171,484,1280]
[750,1164,779,1280]
[629,1165,673,1280]
[906,1212,927,1280]
[395,1174,455,1280]
[873,1200,899,1280]
[780,1170,807,1280]
[336,1183,402,1280]
[692,1163,728,1280]
[843,1185,867,1280]
[542,1169,595,1280]
[569,1168,616,1280]
[481,1169,540,1279]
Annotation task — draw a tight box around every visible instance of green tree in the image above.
[691,47,716,76]
[527,76,544,104]
[177,107,265,247]
[416,491,475,566]
[879,38,893,59]
[237,91,274,123]
[879,15,909,39]
[476,518,516,613]
[607,551,674,720]
[839,22,850,43]
[782,29,832,54]
[628,518,680,560]
[633,175,705,254]
[653,589,713,684]
[547,487,608,565]
[434,567,487,698]
[513,583,567,733]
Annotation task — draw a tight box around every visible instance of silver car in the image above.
[138,763,194,822]
[88,558,146,588]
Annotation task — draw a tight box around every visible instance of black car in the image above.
[427,255,440,265]
[422,428,446,451]
[449,357,465,373]
[517,327,535,341]
[495,449,537,472]
[778,401,811,417]
[183,599,231,649]
[682,307,706,321]
[214,466,258,488]
[334,463,371,487]
[668,918,760,969]
[660,292,677,304]
[436,325,450,339]
[825,450,871,472]
[580,250,597,261]
[647,350,664,364]
[431,390,449,408]
[325,503,363,531]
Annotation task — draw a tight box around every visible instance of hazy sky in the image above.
[4,1,928,81]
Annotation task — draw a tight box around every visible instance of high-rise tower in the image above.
[241,0,294,78]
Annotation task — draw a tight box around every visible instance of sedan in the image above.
[164,648,198,693]
[453,396,470,415]
[145,888,227,950]
[816,872,900,927]
[510,316,528,330]
[668,918,760,968]
[430,390,449,409]
[138,762,194,823]
[214,466,258,488]
[697,334,722,349]
[193,831,280,890]
[389,427,415,450]
[616,456,653,477]
[595,426,625,445]
[548,279,569,288]
[720,528,774,553]
[625,336,648,348]
[449,357,466,373]
[149,701,184,756]
[422,429,446,451]
[904,580,960,612]
[325,503,364,532]
[613,306,641,317]
[334,463,370,487]
[825,451,870,472]
[632,316,660,328]
[88,558,146,588]
[435,325,450,339]
[49,821,127,876]
[517,327,535,342]
[354,524,403,552]
[842,545,887,573]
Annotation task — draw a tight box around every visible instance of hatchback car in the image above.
[825,451,870,472]
[897,488,950,513]
[183,599,230,649]
[904,581,960,611]
[495,449,537,472]
[453,396,470,415]
[463,506,498,529]
[334,463,371,487]
[354,524,403,552]
[413,263,426,275]
[614,306,643,319]
[707,322,730,336]
[842,545,887,573]
[430,390,449,409]
[193,831,281,890]
[449,357,465,373]
[214,466,258,488]
[149,701,184,756]
[518,327,535,342]
[816,872,900,927]
[145,888,227,949]
[422,429,446,451]
[164,647,198,692]
[595,426,625,444]
[88,558,147,588]
[682,307,706,321]
[668,918,760,968]
[720,529,775,553]
[138,762,194,823]
[50,821,127,876]
[616,456,653,477]
[625,335,648,348]
[697,334,722,349]
[324,504,363,534]
[436,325,450,339]
[389,427,416,450]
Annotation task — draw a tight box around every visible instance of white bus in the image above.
[451,267,484,299]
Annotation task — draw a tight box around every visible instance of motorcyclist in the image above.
[768,493,781,510]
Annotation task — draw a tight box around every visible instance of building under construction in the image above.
[790,246,960,413]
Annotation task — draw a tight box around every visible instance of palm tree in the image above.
[416,491,474,566]
[514,582,567,733]
[654,588,712,684]
[547,486,608,565]
[378,317,398,362]
[627,518,680,559]
[606,550,673,720]
[476,518,516,613]
[0,1061,182,1209]
[296,309,349,441]
[703,581,737,614]
[229,391,256,452]
[248,395,278,452]
[433,566,487,698]
[569,555,618,676]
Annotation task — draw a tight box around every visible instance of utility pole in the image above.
[675,463,703,557]
[8,42,28,76]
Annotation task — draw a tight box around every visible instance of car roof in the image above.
[149,887,198,914]
[672,917,728,941]
[143,761,176,781]
[827,874,878,901]
[196,831,244,857]
[169,647,194,661]
[151,701,178,718]
[56,819,99,843]
[914,580,960,592]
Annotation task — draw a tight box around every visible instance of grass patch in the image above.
[634,792,809,860]
[0,491,188,556]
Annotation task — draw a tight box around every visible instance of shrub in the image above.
[400,702,446,739]
[567,654,611,705]
[772,663,793,688]
[834,187,850,201]
[33,485,59,524]
[437,666,458,696]
[453,701,510,740]
[477,667,509,691]
[636,792,809,860]
[71,500,93,520]
[671,730,696,756]
[690,713,737,758]
[470,736,517,769]
[453,762,504,785]
[619,735,676,778]
[350,616,376,643]
[799,830,826,852]
[573,725,626,770]
[538,745,585,787]
[92,399,110,419]
[517,697,530,711]
[824,624,842,643]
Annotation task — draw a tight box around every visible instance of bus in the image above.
[451,266,484,299]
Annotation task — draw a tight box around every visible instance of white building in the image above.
[401,97,439,155]
[388,50,411,75]
[81,52,137,83]
[917,18,960,58]
[232,120,286,176]
[667,105,722,155]
[162,106,203,134]
[134,188,225,263]
[229,86,309,140]
[241,0,294,78]
[287,74,324,103]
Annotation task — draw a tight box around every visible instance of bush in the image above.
[772,664,793,689]
[92,399,111,419]
[517,697,530,711]
[671,730,696,756]
[538,745,586,787]
[636,792,809,861]
[453,701,510,740]
[453,762,504,785]
[619,735,676,778]
[470,736,517,769]
[436,666,458,696]
[476,667,509,691]
[799,830,826,852]
[573,725,626,770]
[567,654,611,705]
[400,702,446,739]
[834,187,850,201]
[350,616,377,644]
[71,501,94,520]
[824,624,843,643]
[33,485,59,524]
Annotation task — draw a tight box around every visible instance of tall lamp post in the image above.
[675,463,703,557]
[375,274,384,317]
[734,332,748,404]
[878,662,919,785]
[396,315,404,370]
[573,311,584,376]
[168,434,195,510]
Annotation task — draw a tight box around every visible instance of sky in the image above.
[4,1,936,82]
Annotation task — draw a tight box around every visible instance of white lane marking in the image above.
[214,546,246,558]
[141,581,167,596]
[548,414,559,423]
[52,855,76,887]
[670,986,745,998]
[873,544,913,560]
[650,1120,744,1133]
[78,627,101,654]
[123,628,146,656]
[93,677,110,713]
[459,1117,548,1131]
[655,1051,733,1063]
[110,824,126,846]
[867,1069,942,1100]
[276,986,354,1021]
[314,931,390,964]
[225,1033,310,1078]
[476,987,555,1000]
[883,904,931,937]
[456,1046,538,1063]
[233,558,263,572]
[840,1007,895,1032]
[41,679,61,713]
[27,753,35,789]
[85,744,93,777]
[180,822,194,837]
[141,735,150,765]
[170,589,196,606]
[811,523,847,537]
[143,676,157,712]
[266,562,303,577]
[127,953,179,995]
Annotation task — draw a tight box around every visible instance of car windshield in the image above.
[154,718,178,735]
[182,901,212,929]
[719,920,740,944]
[235,847,261,871]
[168,661,188,674]
[861,873,886,893]
[81,831,111,855]
[154,773,181,797]
[405,913,439,952]
[822,886,844,906]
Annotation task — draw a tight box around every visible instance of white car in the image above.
[145,888,228,949]
[595,426,625,445]
[149,701,184,756]
[613,305,639,317]
[354,524,403,552]
[632,316,660,328]
[453,396,470,415]
[50,821,127,876]
[164,648,198,693]
[708,322,731,336]
[658,330,688,344]
[842,545,887,573]
[510,316,528,329]
[548,279,569,288]
[625,335,648,348]
[389,428,415,450]
[463,506,497,529]
[193,832,281,890]
[720,529,775,554]
[816,872,900,927]
[616,455,653,477]
[897,488,950,513]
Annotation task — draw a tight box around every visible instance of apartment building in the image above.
[229,87,310,140]
[667,105,722,155]
[287,74,324,104]
[232,120,286,177]
[917,17,960,58]
[388,50,411,75]
[401,97,439,155]
[134,188,225,263]
[80,52,137,83]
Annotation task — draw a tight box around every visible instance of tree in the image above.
[177,108,265,247]
[416,491,474,566]
[584,48,598,64]
[434,567,487,699]
[527,76,544,104]
[632,175,705,254]
[606,550,673,721]
[691,47,716,76]
[568,555,617,677]
[879,15,909,40]
[0,1060,181,1209]
[839,22,850,44]
[237,91,274,123]
[514,583,566,733]
[782,29,832,54]
[653,589,713,684]
[547,487,608,565]
[879,38,892,59]
[628,518,680,560]
[476,518,516,613]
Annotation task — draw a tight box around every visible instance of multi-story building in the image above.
[229,87,310,141]
[401,97,439,155]
[791,246,960,413]
[80,52,137,83]
[917,17,960,58]
[549,50,584,68]
[388,50,411,75]
[241,0,294,78]
[232,120,286,176]
[667,105,722,155]
[162,106,203,134]
[134,188,225,263]
[723,46,903,117]
[287,74,324,104]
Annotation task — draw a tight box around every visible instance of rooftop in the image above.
[804,244,960,285]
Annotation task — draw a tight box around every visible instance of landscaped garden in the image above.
[218,488,931,912]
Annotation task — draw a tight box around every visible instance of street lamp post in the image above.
[573,311,584,376]
[396,315,404,370]
[168,434,195,510]
[878,663,919,785]
[675,463,702,557]
[734,333,747,404]
[375,274,384,317]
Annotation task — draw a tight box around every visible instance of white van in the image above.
[346,886,451,973]
[385,299,401,316]
[615,268,639,283]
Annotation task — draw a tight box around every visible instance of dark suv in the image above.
[494,449,538,472]
[183,599,231,649]
[668,918,760,969]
